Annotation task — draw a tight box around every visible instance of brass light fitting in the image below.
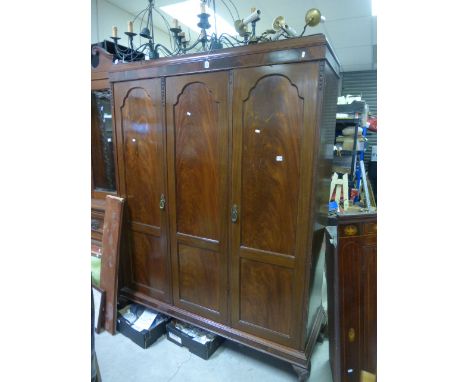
[268,7,326,42]
[305,8,323,27]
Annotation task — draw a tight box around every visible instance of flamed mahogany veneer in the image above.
[109,34,340,379]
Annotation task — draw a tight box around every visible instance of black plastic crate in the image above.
[166,320,224,360]
[117,304,169,349]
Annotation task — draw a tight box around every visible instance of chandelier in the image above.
[110,0,326,62]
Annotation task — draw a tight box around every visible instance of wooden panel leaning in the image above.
[100,195,125,334]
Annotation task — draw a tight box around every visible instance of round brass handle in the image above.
[348,328,355,342]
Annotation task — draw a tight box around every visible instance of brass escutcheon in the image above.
[348,328,355,342]
[344,224,358,236]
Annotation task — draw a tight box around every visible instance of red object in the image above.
[368,116,377,132]
[350,188,359,203]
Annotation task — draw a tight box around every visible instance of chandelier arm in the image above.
[299,25,308,37]
[275,31,287,41]
[154,9,173,36]
[111,38,135,62]
[219,0,236,23]
[225,0,240,19]
[134,43,149,52]
[258,35,272,43]
[205,33,220,54]
[183,35,204,52]
[219,35,236,47]
[219,35,233,45]
[136,8,149,48]
[219,33,244,44]
[155,43,174,57]
[149,7,155,45]
[132,7,148,23]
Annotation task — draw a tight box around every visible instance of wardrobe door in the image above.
[231,63,321,348]
[113,78,172,303]
[166,72,229,323]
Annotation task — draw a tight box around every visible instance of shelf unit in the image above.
[334,101,368,191]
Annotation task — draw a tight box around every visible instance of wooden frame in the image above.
[92,286,106,334]
[91,46,120,201]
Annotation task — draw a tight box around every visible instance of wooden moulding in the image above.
[100,195,125,334]
[91,45,114,82]
[108,34,341,83]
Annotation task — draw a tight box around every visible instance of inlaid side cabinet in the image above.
[110,35,340,380]
[326,213,377,382]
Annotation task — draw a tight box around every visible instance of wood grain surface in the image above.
[166,72,229,323]
[113,78,172,304]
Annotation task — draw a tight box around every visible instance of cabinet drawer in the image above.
[339,223,361,237]
[338,220,377,238]
[362,222,377,235]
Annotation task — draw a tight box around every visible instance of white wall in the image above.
[91,0,172,52]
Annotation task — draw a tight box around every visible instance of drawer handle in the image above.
[348,328,356,342]
[231,204,239,223]
[159,194,166,210]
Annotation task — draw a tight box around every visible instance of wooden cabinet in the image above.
[326,214,377,382]
[109,35,340,378]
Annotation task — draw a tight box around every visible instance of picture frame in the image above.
[92,285,106,334]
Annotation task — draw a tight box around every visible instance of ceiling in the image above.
[106,0,377,72]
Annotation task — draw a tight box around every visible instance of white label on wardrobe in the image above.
[168,332,182,344]
[276,155,283,162]
[204,60,209,68]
